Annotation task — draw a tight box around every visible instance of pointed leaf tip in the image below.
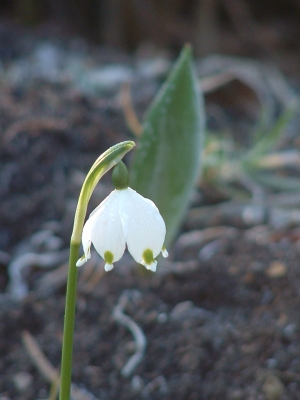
[131,46,205,246]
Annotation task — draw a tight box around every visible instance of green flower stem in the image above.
[59,241,80,400]
[59,141,135,400]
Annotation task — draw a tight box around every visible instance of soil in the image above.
[1,22,300,400]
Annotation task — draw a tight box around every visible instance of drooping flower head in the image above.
[77,161,168,271]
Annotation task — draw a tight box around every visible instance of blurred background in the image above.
[1,0,300,74]
[2,2,300,400]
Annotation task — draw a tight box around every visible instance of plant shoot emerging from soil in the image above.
[59,142,168,400]
[59,142,135,400]
[59,47,201,400]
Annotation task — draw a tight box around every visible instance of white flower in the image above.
[76,188,168,271]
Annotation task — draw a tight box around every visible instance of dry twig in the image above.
[22,331,98,400]
[120,82,143,136]
[3,117,68,143]
[79,260,105,293]
[112,290,147,377]
[8,249,69,300]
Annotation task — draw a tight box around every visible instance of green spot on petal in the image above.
[142,248,155,265]
[104,250,114,265]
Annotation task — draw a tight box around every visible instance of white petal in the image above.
[104,263,114,272]
[76,255,88,267]
[141,260,157,272]
[76,217,94,266]
[119,188,166,266]
[162,247,168,258]
[89,190,126,268]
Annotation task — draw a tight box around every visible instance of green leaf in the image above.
[243,100,297,167]
[130,46,205,246]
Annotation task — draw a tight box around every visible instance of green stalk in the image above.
[59,141,135,400]
[59,241,80,400]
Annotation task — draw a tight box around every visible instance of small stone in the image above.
[266,358,278,369]
[142,376,168,396]
[198,239,224,261]
[242,205,265,225]
[282,323,297,339]
[265,261,287,278]
[170,301,213,322]
[170,301,193,320]
[157,313,168,323]
[175,230,204,250]
[262,374,285,400]
[12,372,32,391]
[131,375,144,393]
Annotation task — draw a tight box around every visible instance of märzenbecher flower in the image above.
[76,162,167,271]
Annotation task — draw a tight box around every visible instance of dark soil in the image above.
[1,22,300,400]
